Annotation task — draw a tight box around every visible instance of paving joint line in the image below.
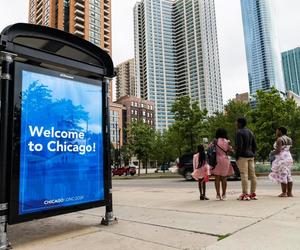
[226,202,298,237]
[97,229,181,250]
[116,218,222,238]
[114,204,261,219]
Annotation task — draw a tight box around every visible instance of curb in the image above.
[113,174,181,180]
[113,171,300,180]
[257,171,300,177]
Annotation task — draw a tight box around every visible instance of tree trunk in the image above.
[138,160,141,176]
[145,159,148,174]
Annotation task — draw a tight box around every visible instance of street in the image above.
[113,175,300,190]
[7,176,300,250]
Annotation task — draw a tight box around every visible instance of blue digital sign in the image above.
[18,69,104,215]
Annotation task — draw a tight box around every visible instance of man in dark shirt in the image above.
[235,117,257,201]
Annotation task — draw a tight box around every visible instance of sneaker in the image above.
[204,196,210,200]
[222,195,227,201]
[216,195,223,201]
[237,194,250,201]
[249,193,258,200]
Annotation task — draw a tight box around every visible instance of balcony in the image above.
[36,19,43,25]
[36,12,43,23]
[74,16,84,23]
[75,9,85,17]
[74,30,84,37]
[36,0,43,9]
[74,22,84,30]
[75,2,85,10]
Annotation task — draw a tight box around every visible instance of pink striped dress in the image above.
[210,138,234,177]
[192,153,210,181]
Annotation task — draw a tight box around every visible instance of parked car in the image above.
[177,153,194,180]
[177,153,240,181]
[155,162,170,173]
[112,165,137,176]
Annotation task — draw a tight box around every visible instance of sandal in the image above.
[278,193,287,197]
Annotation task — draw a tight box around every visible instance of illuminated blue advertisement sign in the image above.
[17,65,104,215]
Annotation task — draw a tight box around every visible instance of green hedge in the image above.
[255,163,300,173]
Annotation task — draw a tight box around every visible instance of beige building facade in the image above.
[115,59,136,100]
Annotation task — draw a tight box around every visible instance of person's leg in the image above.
[287,182,293,197]
[214,175,221,199]
[202,181,209,200]
[221,176,227,199]
[237,158,249,197]
[248,158,257,199]
[287,170,293,197]
[279,183,287,197]
[199,180,204,199]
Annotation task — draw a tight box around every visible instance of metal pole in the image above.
[0,51,15,249]
[118,128,121,167]
[101,78,117,226]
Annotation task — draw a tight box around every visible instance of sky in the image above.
[1,0,300,103]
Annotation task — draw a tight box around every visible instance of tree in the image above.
[151,131,177,169]
[205,100,251,143]
[120,144,134,166]
[171,96,207,153]
[249,88,300,161]
[127,122,156,175]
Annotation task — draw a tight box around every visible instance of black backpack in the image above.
[207,140,217,168]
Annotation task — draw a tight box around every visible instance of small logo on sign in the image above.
[60,74,74,79]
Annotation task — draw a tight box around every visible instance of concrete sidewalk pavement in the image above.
[7,177,300,250]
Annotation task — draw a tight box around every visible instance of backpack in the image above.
[207,139,228,169]
[207,140,217,168]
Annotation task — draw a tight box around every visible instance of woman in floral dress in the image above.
[269,127,294,197]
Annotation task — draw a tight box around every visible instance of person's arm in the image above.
[272,139,283,155]
[193,155,197,170]
[227,140,234,154]
[235,131,243,159]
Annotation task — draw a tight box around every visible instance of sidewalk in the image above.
[7,177,300,250]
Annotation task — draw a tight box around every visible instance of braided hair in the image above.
[197,145,206,168]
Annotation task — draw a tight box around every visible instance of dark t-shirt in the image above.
[235,128,257,159]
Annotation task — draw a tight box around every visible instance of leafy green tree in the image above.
[151,131,177,169]
[120,144,134,166]
[250,88,300,161]
[127,122,155,175]
[205,100,251,144]
[171,96,207,153]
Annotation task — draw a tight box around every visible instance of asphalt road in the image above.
[113,176,300,191]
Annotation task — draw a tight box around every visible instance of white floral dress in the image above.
[269,136,293,184]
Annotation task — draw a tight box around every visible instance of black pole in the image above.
[0,52,14,249]
[118,128,121,167]
[101,78,117,226]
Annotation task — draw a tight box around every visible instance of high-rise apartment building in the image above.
[240,0,285,96]
[28,0,112,54]
[134,0,223,131]
[116,59,136,100]
[282,47,300,96]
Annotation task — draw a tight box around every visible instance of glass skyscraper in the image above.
[240,0,285,96]
[134,0,223,131]
[282,47,300,96]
